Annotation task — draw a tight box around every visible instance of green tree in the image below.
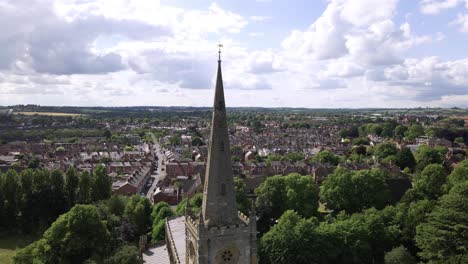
[151,219,166,242]
[0,172,4,226]
[17,169,35,232]
[103,129,112,139]
[256,173,319,219]
[260,208,400,264]
[281,152,305,162]
[107,195,128,216]
[374,142,398,161]
[49,169,67,220]
[78,171,92,204]
[151,202,174,242]
[340,126,359,138]
[234,177,250,215]
[454,136,465,144]
[255,173,319,233]
[124,195,152,235]
[310,150,340,165]
[65,167,80,208]
[153,206,174,222]
[27,157,40,169]
[104,245,141,264]
[152,201,171,219]
[393,199,436,253]
[175,192,203,215]
[92,165,111,201]
[413,164,446,200]
[384,246,416,264]
[381,123,396,138]
[352,137,369,146]
[30,169,53,227]
[320,168,390,214]
[324,208,400,263]
[259,210,320,264]
[15,204,111,264]
[370,124,384,136]
[447,159,468,189]
[405,124,424,140]
[416,182,468,263]
[1,170,19,227]
[414,145,444,172]
[395,147,416,171]
[394,125,408,139]
[265,154,282,166]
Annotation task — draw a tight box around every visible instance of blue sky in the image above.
[1,0,468,107]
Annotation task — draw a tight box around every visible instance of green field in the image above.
[0,235,37,264]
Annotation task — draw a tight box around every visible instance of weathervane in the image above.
[218,42,223,61]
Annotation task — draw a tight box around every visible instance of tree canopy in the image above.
[320,168,390,214]
[15,204,111,264]
[310,150,340,165]
[256,173,319,233]
[415,182,468,263]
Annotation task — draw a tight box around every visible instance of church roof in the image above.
[142,244,170,264]
[142,216,186,264]
[167,216,186,263]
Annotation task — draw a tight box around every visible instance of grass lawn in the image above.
[0,234,38,264]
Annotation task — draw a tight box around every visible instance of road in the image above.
[146,132,167,202]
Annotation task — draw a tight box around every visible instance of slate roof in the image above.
[143,244,170,264]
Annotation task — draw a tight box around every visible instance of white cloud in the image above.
[179,3,248,35]
[451,13,468,33]
[281,0,431,66]
[281,2,348,60]
[249,32,265,37]
[346,21,431,66]
[371,57,468,100]
[1,0,468,108]
[338,0,399,27]
[245,51,283,74]
[419,0,463,15]
[281,0,429,64]
[323,60,364,78]
[250,16,272,22]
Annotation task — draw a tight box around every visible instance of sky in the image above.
[1,0,468,108]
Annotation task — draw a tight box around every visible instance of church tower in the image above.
[184,46,258,264]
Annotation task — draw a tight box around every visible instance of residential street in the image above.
[146,132,167,202]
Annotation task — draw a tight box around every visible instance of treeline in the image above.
[1,165,163,263]
[340,122,426,140]
[2,165,251,263]
[0,128,106,143]
[255,160,468,264]
[340,119,468,143]
[0,166,111,233]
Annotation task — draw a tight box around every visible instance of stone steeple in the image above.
[183,48,257,264]
[201,48,239,227]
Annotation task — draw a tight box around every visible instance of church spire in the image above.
[201,45,239,226]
